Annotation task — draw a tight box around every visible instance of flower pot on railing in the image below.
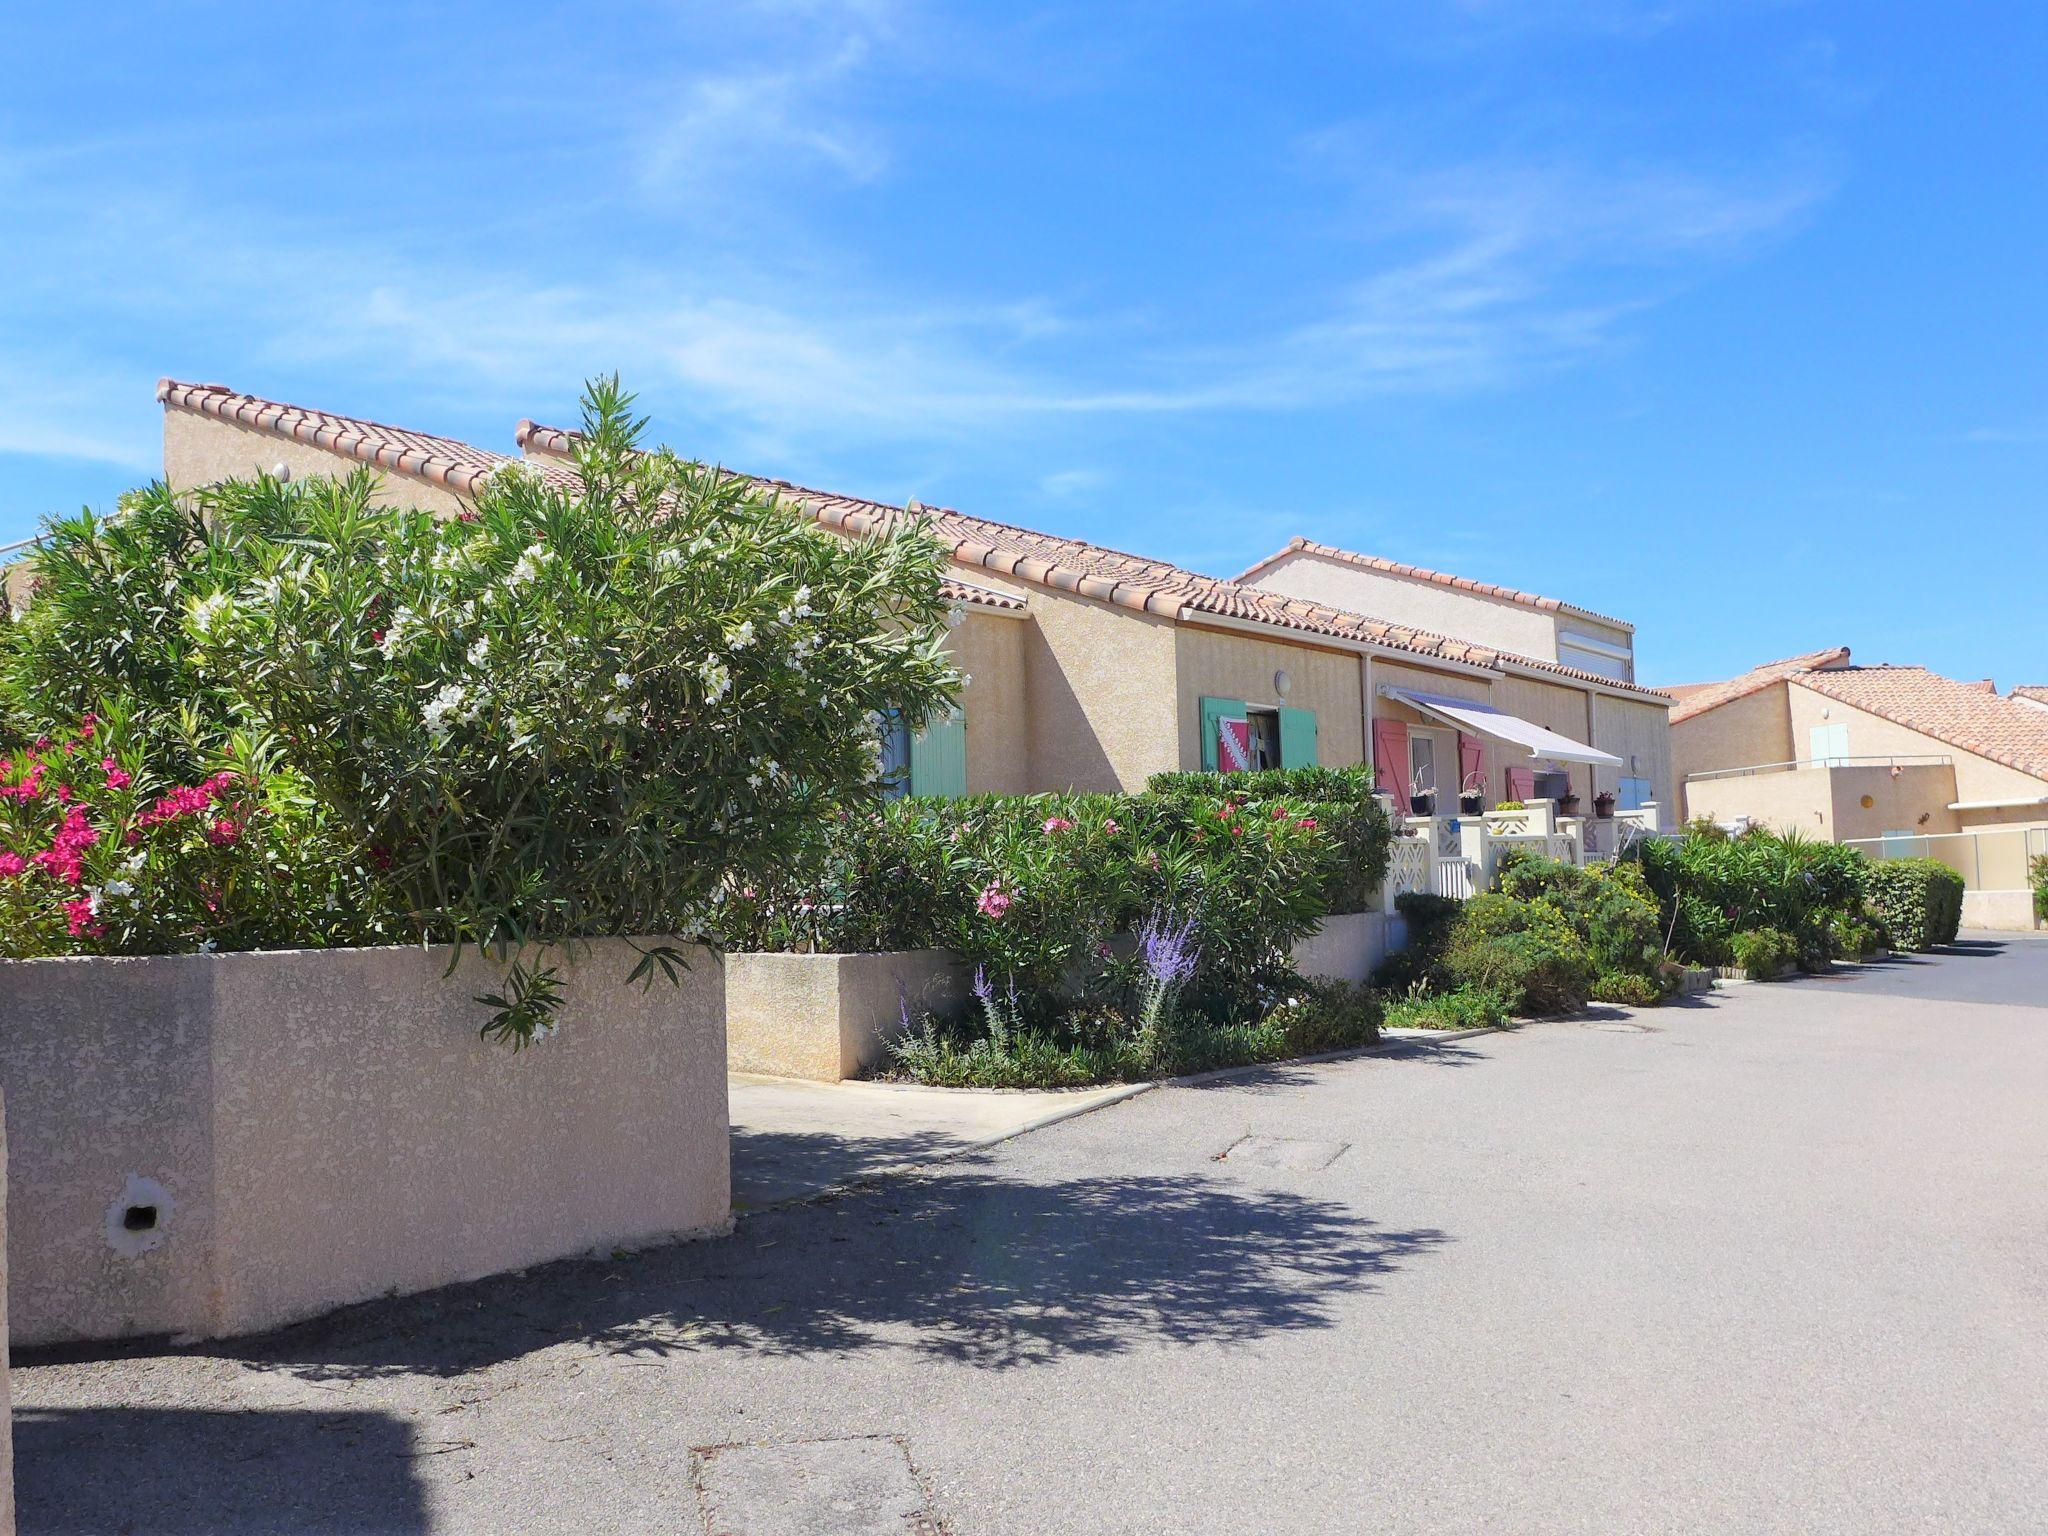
[1460,793,1484,816]
[1593,792,1616,819]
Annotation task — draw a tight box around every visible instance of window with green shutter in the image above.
[1278,706,1318,768]
[909,707,967,797]
[1199,696,1249,771]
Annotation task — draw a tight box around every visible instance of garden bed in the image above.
[0,940,730,1346]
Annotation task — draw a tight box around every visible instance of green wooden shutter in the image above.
[909,707,967,797]
[1199,696,1249,771]
[1278,706,1318,768]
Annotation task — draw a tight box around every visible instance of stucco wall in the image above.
[726,949,968,1080]
[1671,683,1797,820]
[163,409,468,516]
[1290,911,1395,985]
[948,606,1032,795]
[0,941,729,1346]
[1684,763,1962,842]
[1173,624,1365,772]
[1785,684,2048,809]
[1591,692,1676,814]
[1013,582,1181,792]
[1244,551,1565,662]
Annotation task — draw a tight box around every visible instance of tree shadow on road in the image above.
[158,1148,1448,1382]
[12,1406,430,1535]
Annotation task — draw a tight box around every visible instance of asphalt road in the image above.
[15,938,2048,1535]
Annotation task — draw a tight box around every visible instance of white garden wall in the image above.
[725,949,968,1081]
[0,941,730,1346]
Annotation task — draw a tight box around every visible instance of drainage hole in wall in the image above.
[122,1204,159,1233]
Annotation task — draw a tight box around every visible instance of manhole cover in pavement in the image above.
[1216,1134,1350,1171]
[693,1435,944,1536]
[1588,1021,1654,1033]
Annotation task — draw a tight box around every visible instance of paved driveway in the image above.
[15,954,2048,1535]
[1816,928,2048,1006]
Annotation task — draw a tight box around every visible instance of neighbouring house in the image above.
[2013,685,2048,714]
[136,380,1673,817]
[1669,647,2048,931]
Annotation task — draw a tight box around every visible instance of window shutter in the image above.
[1505,765,1536,801]
[909,707,967,797]
[1278,707,1318,768]
[1370,717,1410,809]
[1199,696,1249,772]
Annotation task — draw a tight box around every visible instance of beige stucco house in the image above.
[131,381,1674,813]
[1670,647,2048,930]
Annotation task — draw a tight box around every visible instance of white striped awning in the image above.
[1386,688,1623,767]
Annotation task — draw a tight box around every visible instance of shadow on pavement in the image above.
[108,1157,1448,1384]
[730,1124,974,1210]
[13,1407,430,1535]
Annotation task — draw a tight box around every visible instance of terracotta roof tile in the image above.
[518,422,1667,700]
[1794,666,2048,783]
[2009,685,2048,708]
[156,385,1666,700]
[1235,535,1635,632]
[1666,647,1853,724]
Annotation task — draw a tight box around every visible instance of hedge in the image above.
[1865,858,1965,952]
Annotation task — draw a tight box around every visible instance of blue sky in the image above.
[3,1,2043,686]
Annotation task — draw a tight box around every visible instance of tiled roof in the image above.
[161,381,1033,615]
[157,380,513,494]
[1234,536,1635,632]
[2011,685,2048,708]
[519,422,1668,700]
[1667,647,1853,724]
[1795,666,2048,783]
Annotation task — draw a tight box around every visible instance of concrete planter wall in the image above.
[0,941,730,1347]
[725,949,968,1081]
[1290,910,1398,985]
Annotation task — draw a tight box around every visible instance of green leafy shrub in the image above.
[1864,858,1965,951]
[1263,977,1384,1056]
[1442,893,1597,1015]
[3,380,960,1043]
[1830,909,1885,960]
[1491,851,1663,980]
[1382,983,1511,1031]
[1146,765,1392,913]
[1590,971,1662,1006]
[1631,825,1875,967]
[2033,854,2047,924]
[1729,927,1796,979]
[721,781,1342,1025]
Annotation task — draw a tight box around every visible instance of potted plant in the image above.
[1557,790,1581,817]
[1593,790,1616,819]
[1459,771,1484,816]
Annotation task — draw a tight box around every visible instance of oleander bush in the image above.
[1864,858,1965,952]
[2,379,961,1042]
[1630,825,1875,967]
[1146,765,1392,913]
[2033,853,2048,924]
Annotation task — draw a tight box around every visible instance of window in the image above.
[1617,775,1652,811]
[1246,708,1282,771]
[1531,768,1572,804]
[1408,734,1438,813]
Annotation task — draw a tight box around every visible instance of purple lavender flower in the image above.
[972,964,993,1005]
[1136,910,1200,988]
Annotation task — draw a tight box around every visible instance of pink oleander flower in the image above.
[1295,817,1317,830]
[0,852,26,877]
[1041,815,1075,835]
[1102,819,1120,835]
[102,757,132,791]
[976,882,1012,919]
[64,895,103,938]
[204,817,243,847]
[56,784,74,803]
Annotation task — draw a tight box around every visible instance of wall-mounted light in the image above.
[1274,669,1292,699]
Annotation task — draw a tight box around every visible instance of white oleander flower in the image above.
[189,593,229,636]
[699,658,731,704]
[613,671,634,690]
[729,619,755,650]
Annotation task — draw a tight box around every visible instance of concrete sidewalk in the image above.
[728,1072,1138,1210]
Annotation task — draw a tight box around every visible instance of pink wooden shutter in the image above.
[1371,717,1411,812]
[1458,732,1485,801]
[1505,765,1536,801]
